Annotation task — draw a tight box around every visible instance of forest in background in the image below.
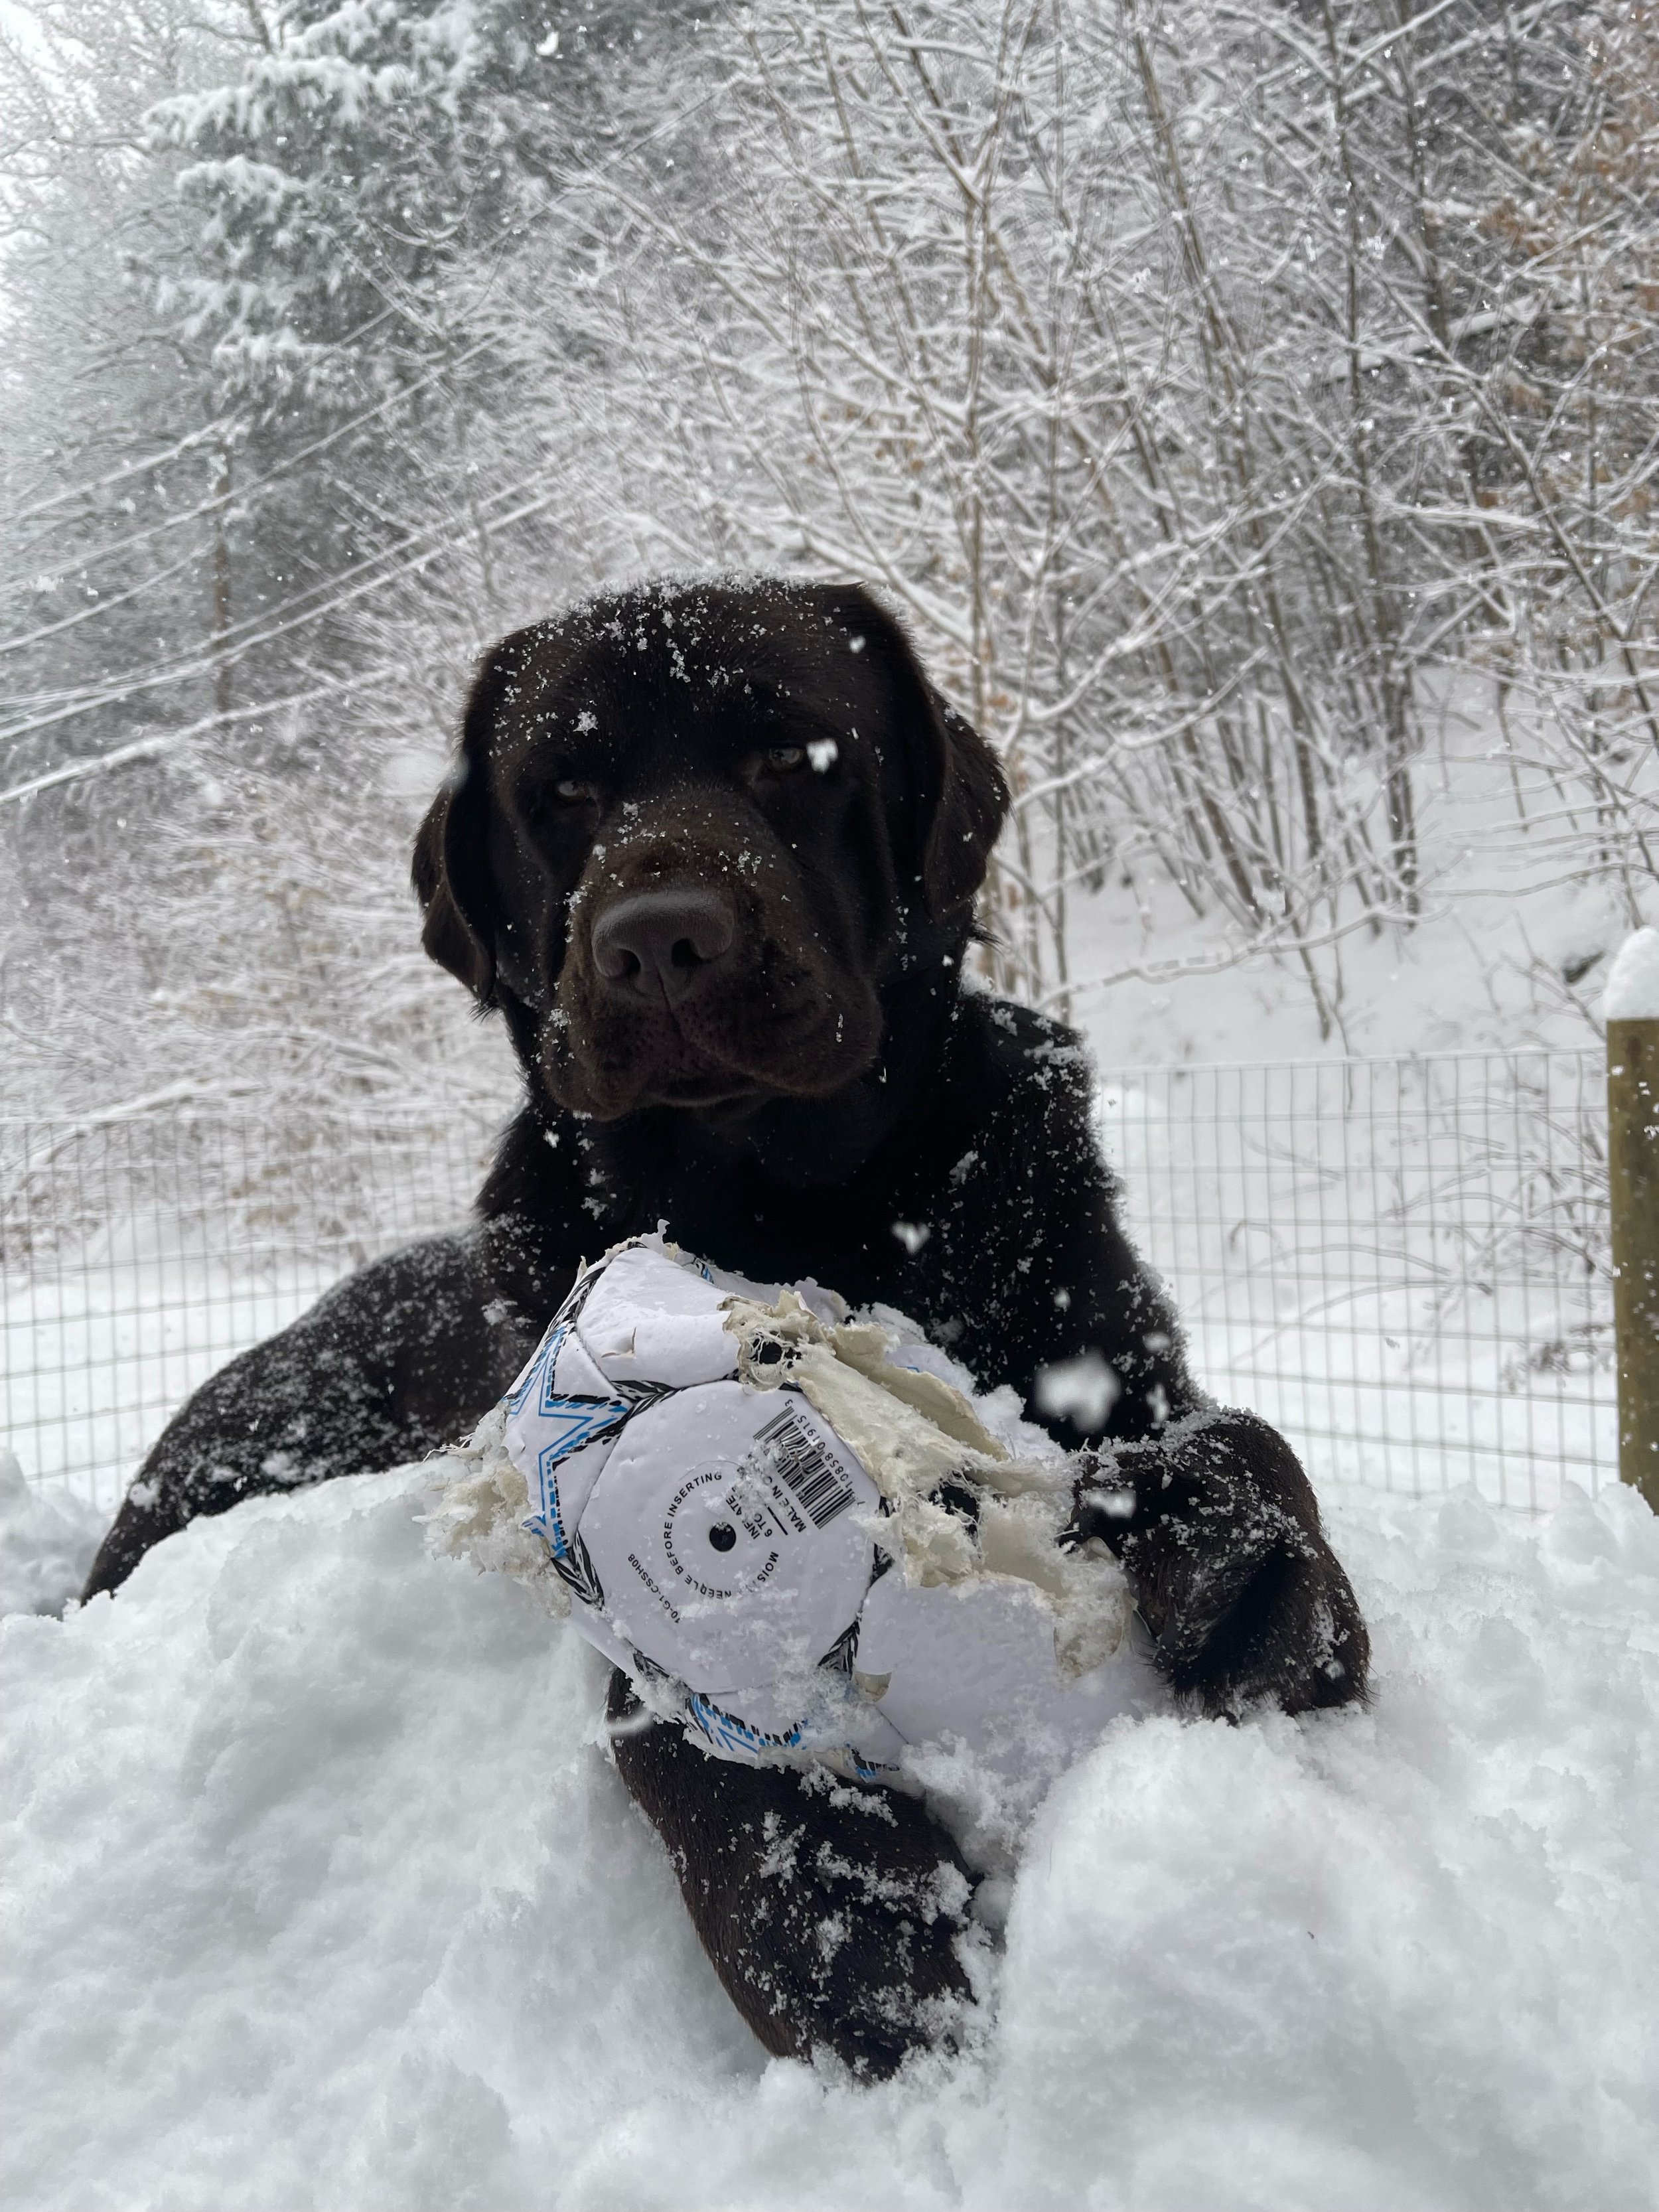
[2,0,1656,1118]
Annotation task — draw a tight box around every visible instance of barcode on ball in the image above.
[753,1406,856,1528]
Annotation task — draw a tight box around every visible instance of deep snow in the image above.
[0,1449,103,1619]
[4,1463,1657,2211]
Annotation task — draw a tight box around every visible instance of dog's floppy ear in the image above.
[811,582,1009,921]
[921,686,1010,919]
[412,761,492,1001]
[412,635,523,1002]
[844,589,1009,919]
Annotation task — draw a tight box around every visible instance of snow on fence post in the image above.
[1606,930,1659,1511]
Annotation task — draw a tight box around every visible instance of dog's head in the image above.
[413,578,1007,1122]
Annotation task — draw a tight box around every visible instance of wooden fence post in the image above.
[1607,928,1659,1511]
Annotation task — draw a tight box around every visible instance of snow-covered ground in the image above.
[0,1451,104,1619]
[3,1461,1656,2210]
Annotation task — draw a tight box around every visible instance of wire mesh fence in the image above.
[1102,1050,1613,1509]
[1,1047,1614,1514]
[1,1102,504,1509]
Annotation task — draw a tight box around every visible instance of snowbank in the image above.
[0,1451,104,1619]
[4,1467,1658,2211]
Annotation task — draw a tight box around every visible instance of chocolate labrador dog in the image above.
[84,576,1367,2077]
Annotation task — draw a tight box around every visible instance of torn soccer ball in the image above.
[429,1234,1163,1783]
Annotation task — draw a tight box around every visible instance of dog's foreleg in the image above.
[605,1670,976,2078]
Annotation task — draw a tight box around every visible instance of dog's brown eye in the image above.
[522,775,595,825]
[762,745,806,774]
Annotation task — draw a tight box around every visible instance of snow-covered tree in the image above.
[5,0,1658,1112]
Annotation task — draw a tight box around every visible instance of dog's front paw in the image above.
[607,1672,976,2077]
[727,1785,977,2078]
[1068,1410,1369,1718]
[1143,1516,1370,1718]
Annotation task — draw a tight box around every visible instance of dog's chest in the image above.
[618,1157,942,1317]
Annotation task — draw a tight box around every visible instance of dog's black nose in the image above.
[591,887,737,1003]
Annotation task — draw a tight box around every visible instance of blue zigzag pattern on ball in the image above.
[537,1330,593,1418]
[526,1378,678,1552]
[530,1434,610,1607]
[523,1378,676,1607]
[686,1692,804,1758]
[525,1399,633,1610]
[535,1393,634,1472]
[506,1321,563,1418]
[507,1260,606,1418]
[512,1250,684,1609]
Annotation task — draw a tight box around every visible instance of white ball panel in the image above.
[577,1381,879,1694]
